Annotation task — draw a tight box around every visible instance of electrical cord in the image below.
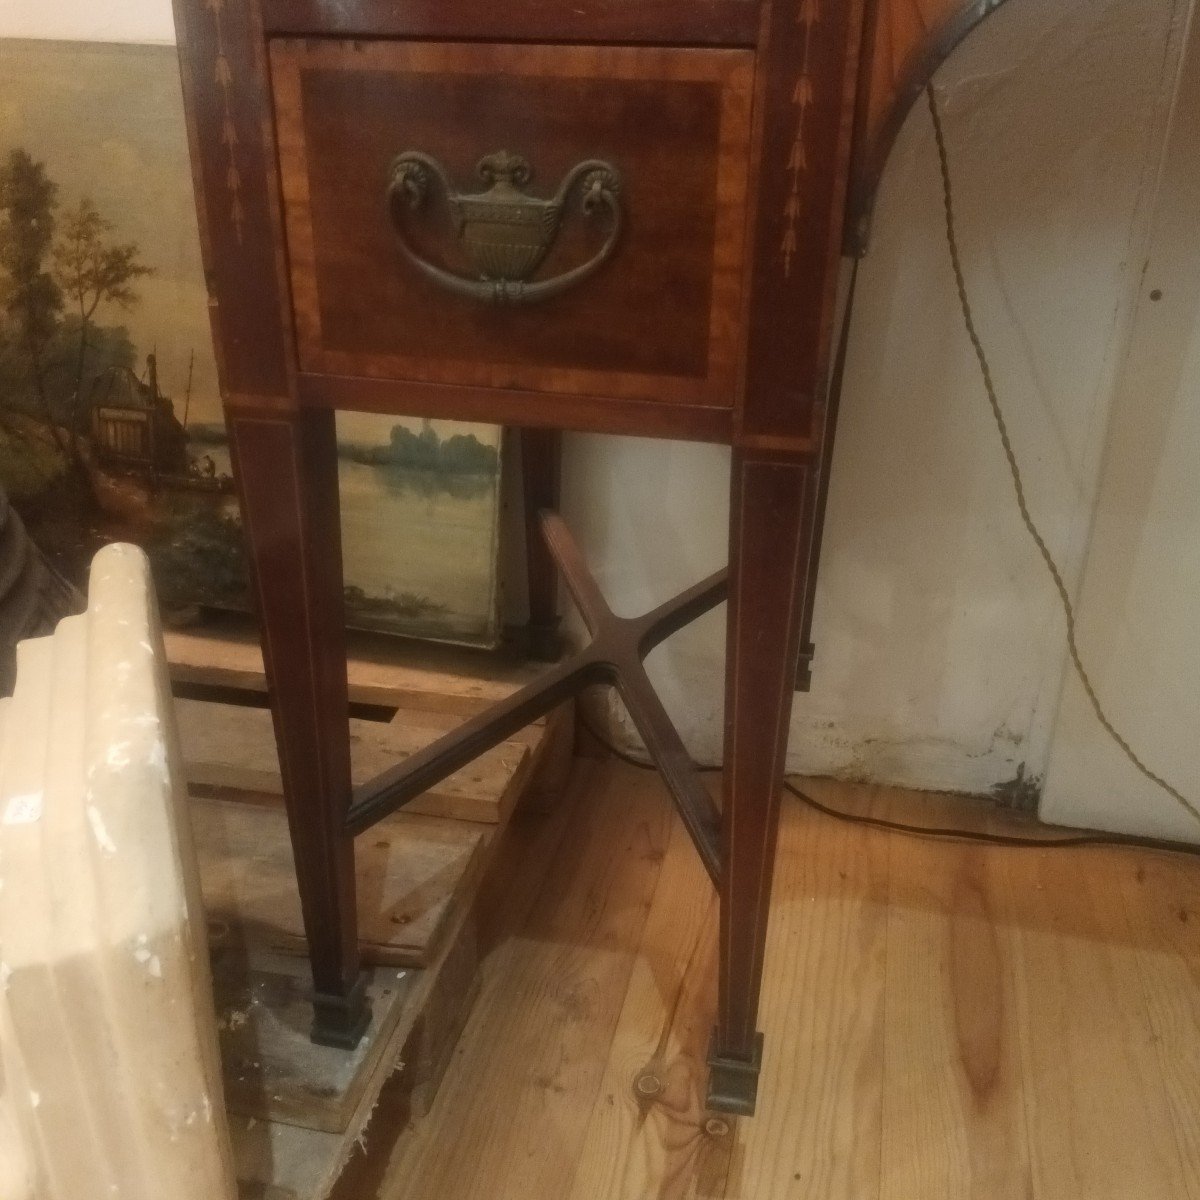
[925,84,1200,831]
[578,710,1200,860]
[567,90,1200,861]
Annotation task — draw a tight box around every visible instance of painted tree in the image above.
[52,197,152,449]
[0,150,64,451]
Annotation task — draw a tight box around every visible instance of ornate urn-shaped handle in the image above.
[386,150,623,305]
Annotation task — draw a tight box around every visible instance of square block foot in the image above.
[311,974,372,1050]
[706,1030,764,1117]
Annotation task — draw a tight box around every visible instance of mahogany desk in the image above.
[174,0,1007,1115]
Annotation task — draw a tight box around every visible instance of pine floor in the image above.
[370,759,1200,1200]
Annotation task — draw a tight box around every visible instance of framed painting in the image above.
[0,38,504,647]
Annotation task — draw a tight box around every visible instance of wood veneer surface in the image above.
[272,40,754,409]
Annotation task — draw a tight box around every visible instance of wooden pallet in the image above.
[167,620,574,1200]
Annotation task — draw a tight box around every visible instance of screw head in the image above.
[705,1116,731,1138]
[635,1072,662,1097]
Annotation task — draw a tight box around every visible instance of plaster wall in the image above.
[5,0,1197,834]
[0,1,176,45]
[568,0,1197,823]
[1041,10,1200,841]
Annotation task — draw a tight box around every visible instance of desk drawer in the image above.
[270,40,754,408]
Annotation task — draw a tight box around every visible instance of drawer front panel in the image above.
[271,41,754,407]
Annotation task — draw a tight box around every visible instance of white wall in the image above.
[0,1,176,44]
[1041,9,1200,841]
[7,0,1197,834]
[569,0,1198,828]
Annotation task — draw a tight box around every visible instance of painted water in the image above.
[202,445,501,644]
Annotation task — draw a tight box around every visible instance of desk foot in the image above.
[705,1030,764,1117]
[526,619,564,663]
[311,974,372,1050]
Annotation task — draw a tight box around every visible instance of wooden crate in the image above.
[168,620,574,1200]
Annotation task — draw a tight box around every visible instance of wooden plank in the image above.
[149,595,579,1196]
[226,904,480,1200]
[379,762,672,1200]
[1118,852,1200,1189]
[165,622,549,717]
[177,698,528,825]
[473,757,595,954]
[736,780,888,1200]
[509,699,577,817]
[1001,842,1194,1200]
[319,921,480,1200]
[879,787,1028,1200]
[323,763,594,1200]
[218,737,581,1198]
[193,795,487,968]
[563,789,733,1200]
[212,946,412,1135]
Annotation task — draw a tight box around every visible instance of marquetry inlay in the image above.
[781,0,822,276]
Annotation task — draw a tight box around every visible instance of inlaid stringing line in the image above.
[205,0,244,244]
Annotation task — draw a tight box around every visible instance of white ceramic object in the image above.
[0,543,235,1199]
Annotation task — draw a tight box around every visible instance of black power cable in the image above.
[579,712,1200,861]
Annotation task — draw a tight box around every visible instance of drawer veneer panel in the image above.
[271,40,755,409]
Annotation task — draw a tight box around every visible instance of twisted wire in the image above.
[925,83,1199,829]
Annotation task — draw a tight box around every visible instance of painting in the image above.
[0,39,504,647]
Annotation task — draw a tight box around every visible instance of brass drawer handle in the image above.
[386,150,623,305]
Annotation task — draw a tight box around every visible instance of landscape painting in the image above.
[0,39,503,646]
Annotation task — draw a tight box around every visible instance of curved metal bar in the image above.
[847,0,1010,253]
[386,150,624,305]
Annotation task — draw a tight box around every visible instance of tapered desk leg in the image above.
[520,429,563,661]
[708,450,815,1116]
[228,409,370,1048]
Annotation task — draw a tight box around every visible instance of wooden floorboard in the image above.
[1121,852,1200,1193]
[379,761,673,1200]
[366,765,1200,1200]
[734,780,888,1200]
[1003,843,1196,1200]
[880,787,1029,1200]
[563,786,731,1200]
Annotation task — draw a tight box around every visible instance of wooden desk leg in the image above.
[708,450,814,1116]
[520,429,563,661]
[228,409,371,1049]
